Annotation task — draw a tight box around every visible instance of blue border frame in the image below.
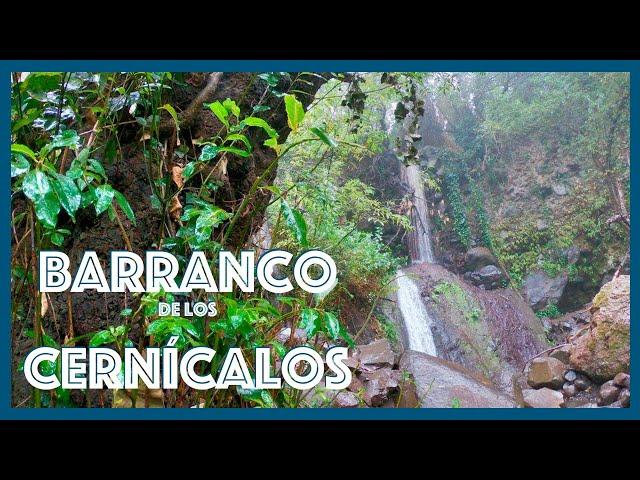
[1,59,636,420]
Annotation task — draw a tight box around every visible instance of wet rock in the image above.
[527,357,567,389]
[275,327,307,346]
[569,275,630,382]
[332,391,360,408]
[619,389,630,408]
[347,375,365,394]
[564,370,577,382]
[597,380,621,406]
[613,372,630,389]
[357,339,395,370]
[400,350,516,408]
[562,382,577,397]
[361,368,401,407]
[551,346,572,365]
[524,270,568,311]
[466,265,503,290]
[574,375,592,391]
[523,388,564,408]
[465,247,499,272]
[396,376,420,408]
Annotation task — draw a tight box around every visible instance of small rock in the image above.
[564,370,577,382]
[553,184,568,196]
[613,372,630,389]
[597,380,621,406]
[465,246,498,271]
[275,328,307,346]
[550,346,572,364]
[361,368,401,407]
[347,375,365,394]
[527,357,567,389]
[332,391,360,408]
[574,375,592,391]
[523,388,564,408]
[619,389,630,408]
[562,382,577,397]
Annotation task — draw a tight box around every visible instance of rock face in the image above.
[524,270,568,311]
[522,388,564,408]
[569,275,630,383]
[465,247,499,271]
[527,357,567,389]
[400,350,516,408]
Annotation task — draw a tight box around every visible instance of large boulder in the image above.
[465,247,499,272]
[524,270,568,311]
[569,275,630,382]
[400,350,516,408]
[527,357,567,389]
[522,388,564,408]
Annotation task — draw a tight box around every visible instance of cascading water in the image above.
[401,163,435,264]
[385,102,439,356]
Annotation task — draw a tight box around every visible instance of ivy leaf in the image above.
[51,130,80,150]
[183,161,199,180]
[22,169,51,200]
[241,117,278,138]
[199,144,219,162]
[94,184,115,215]
[207,101,229,129]
[11,144,37,162]
[113,190,136,225]
[280,199,308,247]
[300,308,322,338]
[310,127,337,148]
[284,94,305,131]
[11,154,30,178]
[89,330,116,347]
[323,311,340,340]
[51,174,81,220]
[87,159,107,180]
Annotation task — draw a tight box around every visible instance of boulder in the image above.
[613,372,630,389]
[569,275,630,382]
[466,265,503,290]
[527,357,567,389]
[356,339,395,370]
[550,346,572,365]
[400,350,516,408]
[597,380,621,406]
[332,391,360,408]
[524,270,568,311]
[522,388,564,408]
[465,247,499,272]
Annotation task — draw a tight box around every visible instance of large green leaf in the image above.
[207,101,229,128]
[113,190,136,225]
[35,192,61,228]
[280,199,308,247]
[11,144,37,162]
[94,184,115,215]
[89,330,116,347]
[51,174,81,220]
[22,169,51,201]
[241,117,278,138]
[284,94,305,131]
[222,98,240,117]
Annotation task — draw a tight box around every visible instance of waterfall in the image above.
[396,273,437,356]
[395,163,438,356]
[401,163,434,263]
